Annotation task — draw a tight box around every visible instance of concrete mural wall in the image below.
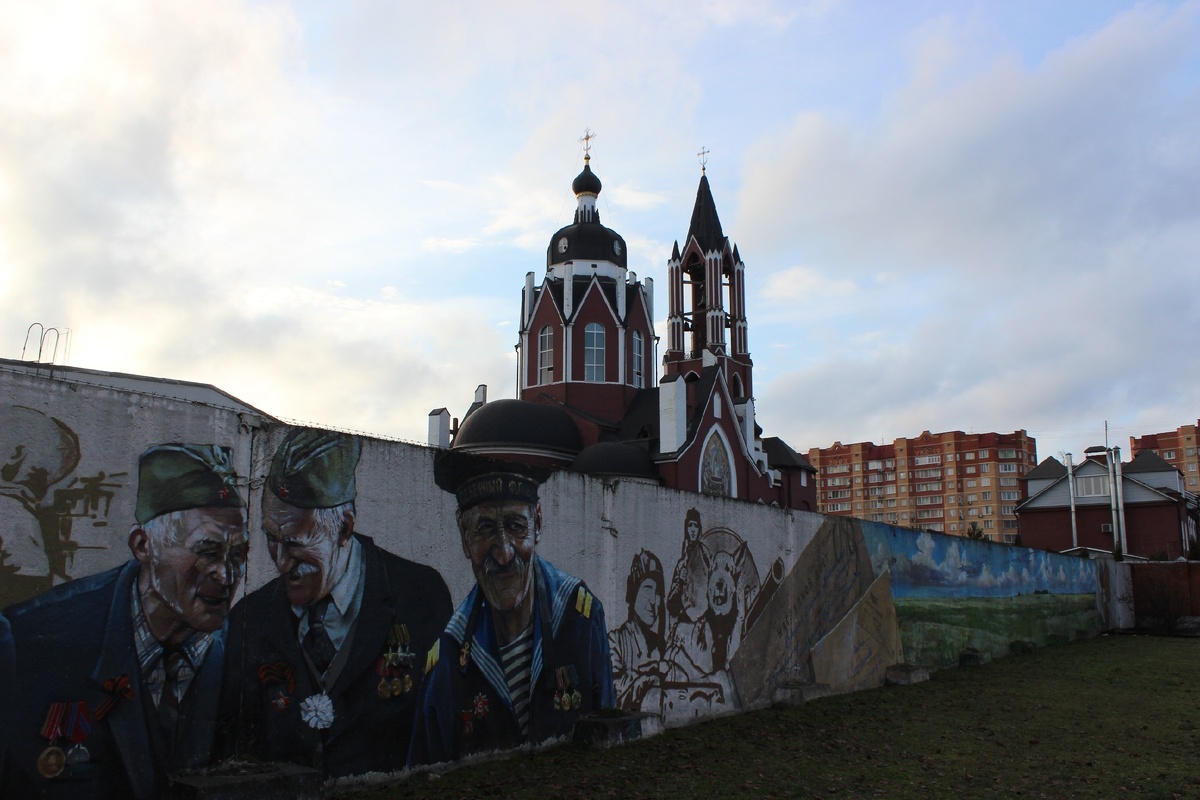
[0,371,1112,794]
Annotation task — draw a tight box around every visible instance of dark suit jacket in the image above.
[1,560,225,800]
[218,534,451,779]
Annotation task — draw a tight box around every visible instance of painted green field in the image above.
[338,635,1200,800]
[893,593,1101,667]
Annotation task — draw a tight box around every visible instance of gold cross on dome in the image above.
[698,146,710,174]
[580,128,596,157]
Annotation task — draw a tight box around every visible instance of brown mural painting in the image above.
[612,511,905,720]
[0,404,127,609]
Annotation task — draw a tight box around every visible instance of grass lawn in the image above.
[339,635,1200,799]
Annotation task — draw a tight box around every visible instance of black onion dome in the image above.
[453,399,582,458]
[546,223,628,269]
[572,160,603,196]
[571,442,659,480]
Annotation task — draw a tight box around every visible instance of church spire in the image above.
[686,172,726,254]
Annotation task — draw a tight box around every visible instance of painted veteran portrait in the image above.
[2,444,248,800]
[410,451,614,764]
[219,427,452,779]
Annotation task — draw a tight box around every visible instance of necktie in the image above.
[158,645,186,746]
[304,597,337,675]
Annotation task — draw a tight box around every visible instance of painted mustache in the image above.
[288,562,320,580]
[482,555,528,578]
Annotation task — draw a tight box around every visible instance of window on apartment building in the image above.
[886,499,897,508]
[584,323,605,381]
[868,473,882,483]
[1001,505,1015,515]
[868,460,883,471]
[1190,464,1197,472]
[965,452,975,460]
[828,502,851,512]
[1187,448,1196,457]
[853,464,861,471]
[966,480,977,489]
[977,450,988,458]
[1000,490,1020,501]
[914,468,940,479]
[884,459,895,469]
[913,455,941,466]
[967,494,977,502]
[998,463,1018,473]
[916,509,943,519]
[856,503,863,510]
[1076,475,1109,497]
[885,485,897,495]
[915,495,943,506]
[1163,450,1176,459]
[950,523,958,531]
[825,464,851,474]
[982,492,992,500]
[966,466,976,475]
[1003,521,1018,530]
[915,482,942,492]
[981,478,991,486]
[868,487,883,497]
[1000,477,1017,487]
[927,523,944,531]
[979,464,990,473]
[982,506,992,515]
[945,467,955,477]
[984,519,994,529]
[998,449,1017,459]
[828,490,851,499]
[968,508,978,517]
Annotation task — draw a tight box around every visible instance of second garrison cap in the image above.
[267,428,362,509]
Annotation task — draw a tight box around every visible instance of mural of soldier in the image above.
[219,427,452,779]
[411,451,614,764]
[2,444,248,799]
[665,508,704,621]
[608,549,665,712]
[0,405,82,606]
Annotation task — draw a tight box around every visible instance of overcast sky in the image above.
[2,0,1197,462]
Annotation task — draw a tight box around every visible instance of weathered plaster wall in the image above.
[1,370,1115,788]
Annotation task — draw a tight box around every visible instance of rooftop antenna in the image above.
[698,146,710,174]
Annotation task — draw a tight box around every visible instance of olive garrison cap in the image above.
[433,449,552,511]
[267,428,362,509]
[135,444,244,524]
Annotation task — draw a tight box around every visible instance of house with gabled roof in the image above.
[1017,448,1199,559]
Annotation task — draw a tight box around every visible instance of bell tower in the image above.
[663,163,752,403]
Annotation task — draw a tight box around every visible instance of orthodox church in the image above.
[429,153,816,511]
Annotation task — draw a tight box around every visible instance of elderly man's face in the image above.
[137,506,248,636]
[261,491,352,608]
[459,499,539,614]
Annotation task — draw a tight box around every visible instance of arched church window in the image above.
[701,433,733,497]
[584,323,605,382]
[632,330,644,389]
[538,326,554,384]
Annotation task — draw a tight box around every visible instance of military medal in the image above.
[38,702,69,778]
[390,677,403,696]
[377,677,391,698]
[258,662,297,712]
[63,701,92,765]
[568,667,582,710]
[36,746,66,779]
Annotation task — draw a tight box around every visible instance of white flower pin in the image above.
[299,693,334,729]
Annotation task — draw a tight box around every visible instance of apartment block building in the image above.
[806,430,1038,542]
[1129,420,1200,493]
